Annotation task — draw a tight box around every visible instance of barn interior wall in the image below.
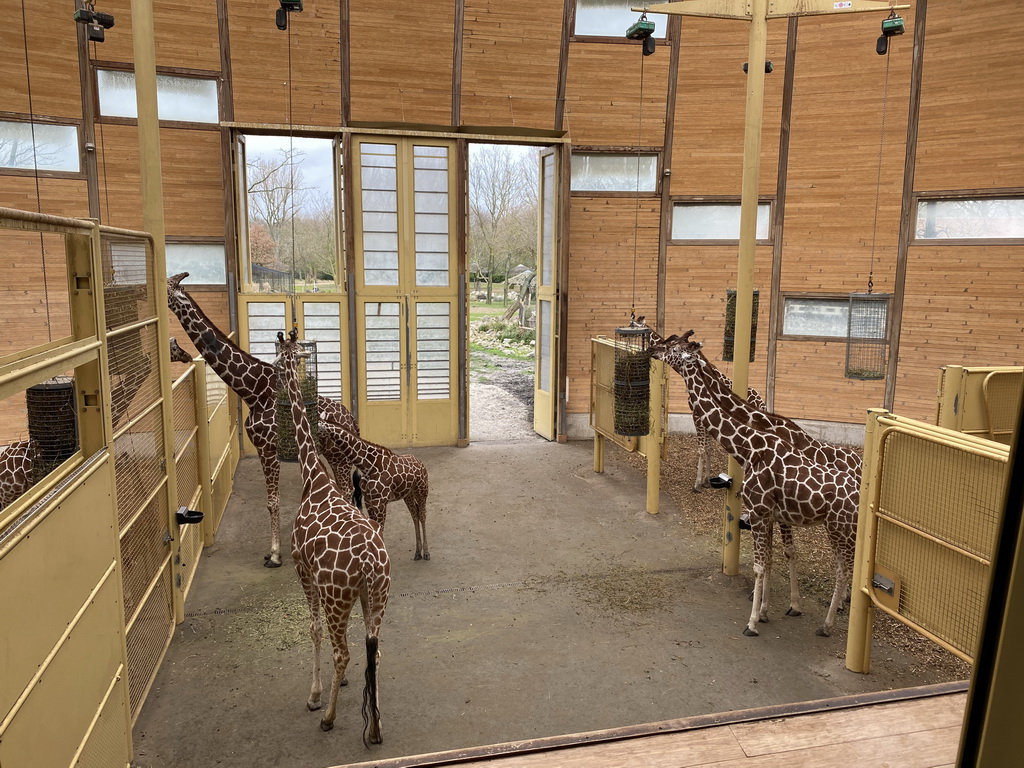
[1,0,1021,438]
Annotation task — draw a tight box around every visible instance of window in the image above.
[166,242,226,284]
[672,202,771,241]
[97,69,219,124]
[782,296,888,339]
[575,1,668,38]
[0,120,80,172]
[570,153,658,192]
[243,134,338,293]
[915,197,1024,240]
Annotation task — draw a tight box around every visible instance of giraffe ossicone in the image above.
[278,329,391,744]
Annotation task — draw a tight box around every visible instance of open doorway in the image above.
[467,143,542,442]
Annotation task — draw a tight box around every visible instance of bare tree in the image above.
[469,145,539,304]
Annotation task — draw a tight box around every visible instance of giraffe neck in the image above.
[283,353,328,491]
[674,354,763,463]
[323,423,384,472]
[168,291,276,404]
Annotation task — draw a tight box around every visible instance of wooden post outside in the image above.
[593,432,605,474]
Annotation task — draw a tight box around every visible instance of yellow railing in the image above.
[590,336,668,514]
[846,408,1010,672]
[936,365,1023,445]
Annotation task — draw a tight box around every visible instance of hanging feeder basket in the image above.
[613,324,653,437]
[26,376,79,480]
[845,293,890,380]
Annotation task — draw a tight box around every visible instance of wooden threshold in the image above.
[334,680,968,768]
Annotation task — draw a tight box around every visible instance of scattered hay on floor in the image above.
[540,565,677,616]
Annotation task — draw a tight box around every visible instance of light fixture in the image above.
[625,12,657,56]
[73,3,115,43]
[276,0,303,31]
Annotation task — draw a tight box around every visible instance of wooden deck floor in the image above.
[339,683,967,768]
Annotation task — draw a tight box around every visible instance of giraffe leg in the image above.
[259,446,282,567]
[320,600,355,732]
[296,565,323,711]
[406,496,428,561]
[818,533,855,637]
[693,426,708,492]
[781,524,802,617]
[744,516,771,636]
[757,522,774,624]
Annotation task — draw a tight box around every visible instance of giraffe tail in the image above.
[361,634,383,746]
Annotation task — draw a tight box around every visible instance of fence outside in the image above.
[846,408,1010,673]
[0,207,237,767]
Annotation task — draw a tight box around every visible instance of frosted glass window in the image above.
[303,302,342,400]
[781,297,889,340]
[571,153,657,192]
[361,143,399,286]
[538,300,552,393]
[541,153,555,285]
[416,303,450,399]
[247,302,287,362]
[575,1,668,38]
[0,120,79,172]
[414,145,449,287]
[672,203,771,240]
[916,198,1024,239]
[166,243,226,284]
[97,70,219,123]
[365,302,401,401]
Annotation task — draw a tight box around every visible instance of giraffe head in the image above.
[167,272,190,306]
[274,329,301,366]
[169,337,193,364]
[650,329,702,370]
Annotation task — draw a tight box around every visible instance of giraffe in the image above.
[169,337,194,364]
[316,420,430,561]
[277,330,390,743]
[316,396,363,509]
[166,272,285,567]
[649,332,859,636]
[0,439,39,512]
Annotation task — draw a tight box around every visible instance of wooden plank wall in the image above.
[2,0,1022,434]
[460,0,564,130]
[893,0,1024,420]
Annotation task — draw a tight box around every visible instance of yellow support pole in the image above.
[130,0,183,623]
[646,358,665,514]
[594,432,605,473]
[846,407,889,673]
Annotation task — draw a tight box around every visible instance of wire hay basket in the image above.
[846,293,890,380]
[26,376,79,480]
[275,339,319,462]
[723,289,759,363]
[613,324,653,437]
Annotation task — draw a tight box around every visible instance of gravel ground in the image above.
[469,349,535,442]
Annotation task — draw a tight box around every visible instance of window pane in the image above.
[916,198,1024,239]
[97,70,219,123]
[416,213,447,233]
[576,1,668,38]
[166,243,226,284]
[415,191,448,214]
[783,298,849,337]
[243,135,337,293]
[0,120,79,172]
[541,153,555,284]
[365,302,401,401]
[672,203,771,240]
[416,252,448,271]
[415,168,448,192]
[417,303,450,399]
[570,153,657,192]
[539,300,551,393]
[302,302,342,399]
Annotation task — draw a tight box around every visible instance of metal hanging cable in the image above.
[868,14,896,295]
[20,0,52,341]
[630,17,648,320]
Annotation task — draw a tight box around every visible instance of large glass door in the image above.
[533,148,559,440]
[354,137,459,447]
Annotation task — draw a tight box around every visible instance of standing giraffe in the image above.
[316,396,363,509]
[650,332,859,636]
[166,272,285,567]
[317,420,430,561]
[0,439,39,512]
[277,330,390,743]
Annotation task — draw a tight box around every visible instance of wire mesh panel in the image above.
[108,323,162,434]
[983,371,1023,445]
[0,230,73,360]
[846,293,890,380]
[873,428,1005,659]
[120,486,170,626]
[73,671,131,768]
[101,236,157,331]
[613,325,652,437]
[124,562,174,719]
[723,289,759,363]
[113,406,166,530]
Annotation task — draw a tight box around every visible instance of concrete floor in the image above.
[131,438,958,768]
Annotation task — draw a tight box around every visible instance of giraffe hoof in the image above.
[341,676,348,687]
[815,626,831,637]
[320,720,334,732]
[743,627,759,637]
[263,557,283,568]
[307,700,322,712]
[691,486,703,494]
[785,608,802,617]
[423,552,430,561]
[414,552,422,561]
[758,616,769,624]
